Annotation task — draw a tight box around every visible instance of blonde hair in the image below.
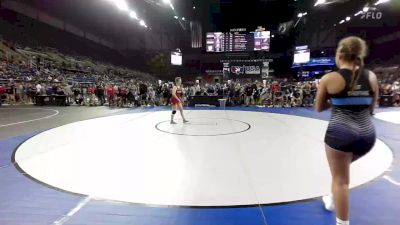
[175,77,182,84]
[336,36,368,91]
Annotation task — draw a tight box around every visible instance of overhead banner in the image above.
[220,59,273,79]
[225,62,270,80]
[292,57,335,68]
[230,65,261,75]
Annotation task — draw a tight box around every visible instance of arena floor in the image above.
[0,105,399,225]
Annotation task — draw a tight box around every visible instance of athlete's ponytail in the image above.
[336,37,368,91]
[350,56,365,91]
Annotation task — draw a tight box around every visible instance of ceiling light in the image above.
[363,6,369,12]
[314,0,326,7]
[163,0,171,4]
[339,20,345,24]
[139,20,146,27]
[182,17,185,21]
[354,11,363,16]
[193,6,196,10]
[115,0,129,11]
[174,16,178,19]
[346,16,351,21]
[298,13,303,18]
[303,12,308,16]
[129,11,138,19]
[375,0,390,5]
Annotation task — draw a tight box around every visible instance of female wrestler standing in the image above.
[315,36,379,225]
[171,77,188,124]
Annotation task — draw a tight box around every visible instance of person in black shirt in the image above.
[7,83,16,105]
[127,89,135,107]
[139,83,148,105]
[245,85,253,106]
[52,84,58,95]
[252,84,261,105]
[207,85,214,95]
[156,85,162,105]
[217,86,223,96]
[73,87,83,105]
[96,84,105,106]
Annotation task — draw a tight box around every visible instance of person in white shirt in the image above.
[194,83,201,95]
[36,83,42,95]
[391,81,400,93]
[392,81,400,106]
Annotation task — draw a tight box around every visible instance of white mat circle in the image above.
[15,110,393,207]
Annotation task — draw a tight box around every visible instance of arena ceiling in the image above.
[216,0,377,31]
[11,0,373,37]
[5,0,398,51]
[13,0,195,44]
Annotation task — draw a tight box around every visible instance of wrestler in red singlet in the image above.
[170,77,188,124]
[171,86,183,105]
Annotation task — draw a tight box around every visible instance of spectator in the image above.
[96,84,105,106]
[391,81,400,106]
[244,84,253,106]
[107,84,115,107]
[88,84,97,106]
[36,83,42,95]
[7,81,16,105]
[0,84,6,106]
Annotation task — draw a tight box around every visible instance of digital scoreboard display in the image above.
[206,31,270,53]
[206,32,224,52]
[293,45,310,64]
[171,51,182,66]
[254,31,270,51]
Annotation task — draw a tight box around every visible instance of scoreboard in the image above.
[206,31,270,53]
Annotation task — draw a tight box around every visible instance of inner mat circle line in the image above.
[0,108,59,128]
[154,118,251,136]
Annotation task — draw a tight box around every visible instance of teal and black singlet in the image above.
[324,68,376,157]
